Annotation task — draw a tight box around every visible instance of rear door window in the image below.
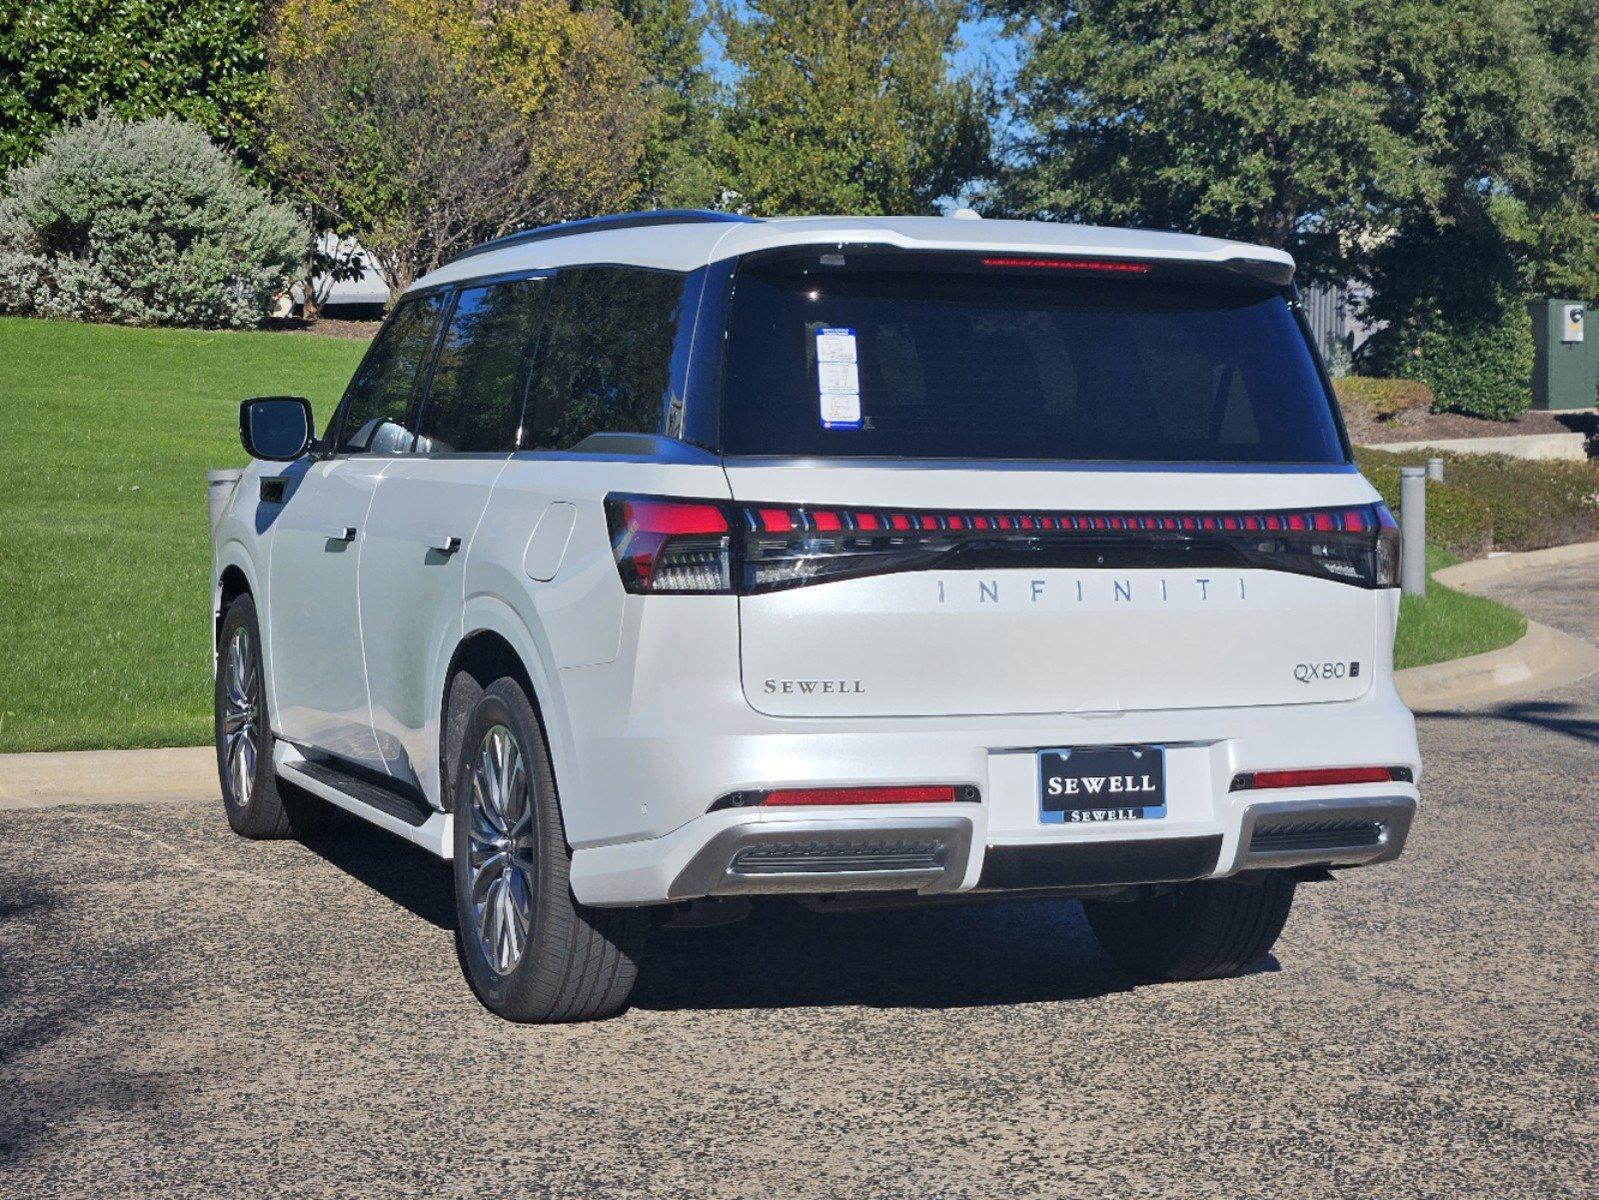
[414,278,547,453]
[334,291,447,454]
[719,251,1346,464]
[522,266,688,451]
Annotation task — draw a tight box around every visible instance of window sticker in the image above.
[815,326,861,428]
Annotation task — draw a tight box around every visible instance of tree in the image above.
[0,0,270,175]
[264,0,649,299]
[989,0,1599,416]
[614,0,720,208]
[714,0,991,215]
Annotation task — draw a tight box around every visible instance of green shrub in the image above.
[1356,446,1599,554]
[1397,294,1533,421]
[1335,376,1435,421]
[0,114,304,328]
[1354,448,1495,559]
[1365,212,1534,421]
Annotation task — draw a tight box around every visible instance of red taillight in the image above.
[1232,767,1405,792]
[605,496,733,593]
[607,495,1395,595]
[760,785,958,807]
[980,256,1151,274]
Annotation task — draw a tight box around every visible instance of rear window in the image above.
[718,251,1346,464]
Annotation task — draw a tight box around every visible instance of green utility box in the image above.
[1529,298,1598,410]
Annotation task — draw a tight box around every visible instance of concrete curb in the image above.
[0,746,215,812]
[1394,540,1599,711]
[1432,540,1599,590]
[1365,431,1590,462]
[1395,618,1599,712]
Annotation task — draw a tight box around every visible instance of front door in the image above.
[265,289,450,770]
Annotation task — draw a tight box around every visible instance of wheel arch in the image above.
[438,601,572,818]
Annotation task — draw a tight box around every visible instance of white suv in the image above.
[214,211,1420,1022]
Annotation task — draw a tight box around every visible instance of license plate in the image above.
[1038,745,1166,823]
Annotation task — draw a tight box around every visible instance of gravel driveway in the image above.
[3,566,1596,1199]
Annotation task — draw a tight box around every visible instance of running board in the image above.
[273,744,452,859]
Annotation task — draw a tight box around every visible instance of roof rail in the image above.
[447,209,760,265]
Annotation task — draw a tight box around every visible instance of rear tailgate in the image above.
[726,464,1383,719]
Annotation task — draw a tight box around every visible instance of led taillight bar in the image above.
[606,494,1400,595]
[747,504,1381,535]
[1230,767,1413,792]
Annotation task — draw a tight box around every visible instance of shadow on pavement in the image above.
[287,793,1283,1013]
[1423,697,1599,747]
[0,875,180,1167]
[291,797,455,931]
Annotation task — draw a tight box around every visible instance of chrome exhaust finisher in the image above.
[667,816,975,900]
[1239,795,1417,871]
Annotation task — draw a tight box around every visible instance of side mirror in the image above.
[239,396,314,461]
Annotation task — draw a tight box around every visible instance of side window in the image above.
[523,266,687,451]
[334,292,447,454]
[415,279,547,454]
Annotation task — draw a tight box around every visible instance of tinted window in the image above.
[415,280,546,453]
[523,266,687,451]
[719,253,1345,464]
[335,292,447,454]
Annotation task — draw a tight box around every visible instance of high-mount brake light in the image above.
[980,256,1152,274]
[606,495,1402,595]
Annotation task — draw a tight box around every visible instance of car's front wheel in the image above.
[1082,873,1296,982]
[215,593,298,839]
[451,675,648,1022]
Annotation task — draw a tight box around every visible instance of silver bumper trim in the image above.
[1239,794,1417,870]
[667,815,974,900]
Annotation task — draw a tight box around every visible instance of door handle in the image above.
[431,535,462,555]
[325,525,357,542]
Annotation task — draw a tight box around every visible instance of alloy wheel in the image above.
[466,724,536,975]
[222,627,259,806]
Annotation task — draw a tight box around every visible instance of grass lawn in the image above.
[0,316,368,752]
[1393,546,1527,670]
[0,318,1533,752]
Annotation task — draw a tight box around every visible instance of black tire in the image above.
[1082,873,1296,982]
[215,593,296,839]
[451,676,648,1022]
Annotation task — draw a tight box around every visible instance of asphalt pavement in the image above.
[2,564,1597,1199]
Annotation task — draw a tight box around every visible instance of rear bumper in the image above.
[562,679,1422,907]
[570,789,1420,907]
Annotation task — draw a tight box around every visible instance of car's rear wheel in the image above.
[215,593,297,839]
[451,676,648,1022]
[1082,873,1296,982]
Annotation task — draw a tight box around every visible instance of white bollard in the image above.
[1400,466,1427,597]
[207,468,245,534]
[1427,457,1444,482]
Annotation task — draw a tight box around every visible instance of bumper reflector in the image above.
[761,785,957,807]
[1230,766,1412,792]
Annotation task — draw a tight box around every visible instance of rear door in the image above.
[716,250,1386,718]
[358,277,547,793]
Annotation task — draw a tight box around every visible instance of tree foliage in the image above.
[0,114,303,327]
[0,0,271,175]
[614,0,720,208]
[714,0,991,215]
[989,0,1598,415]
[264,0,649,298]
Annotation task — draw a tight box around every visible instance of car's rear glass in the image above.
[718,251,1346,464]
